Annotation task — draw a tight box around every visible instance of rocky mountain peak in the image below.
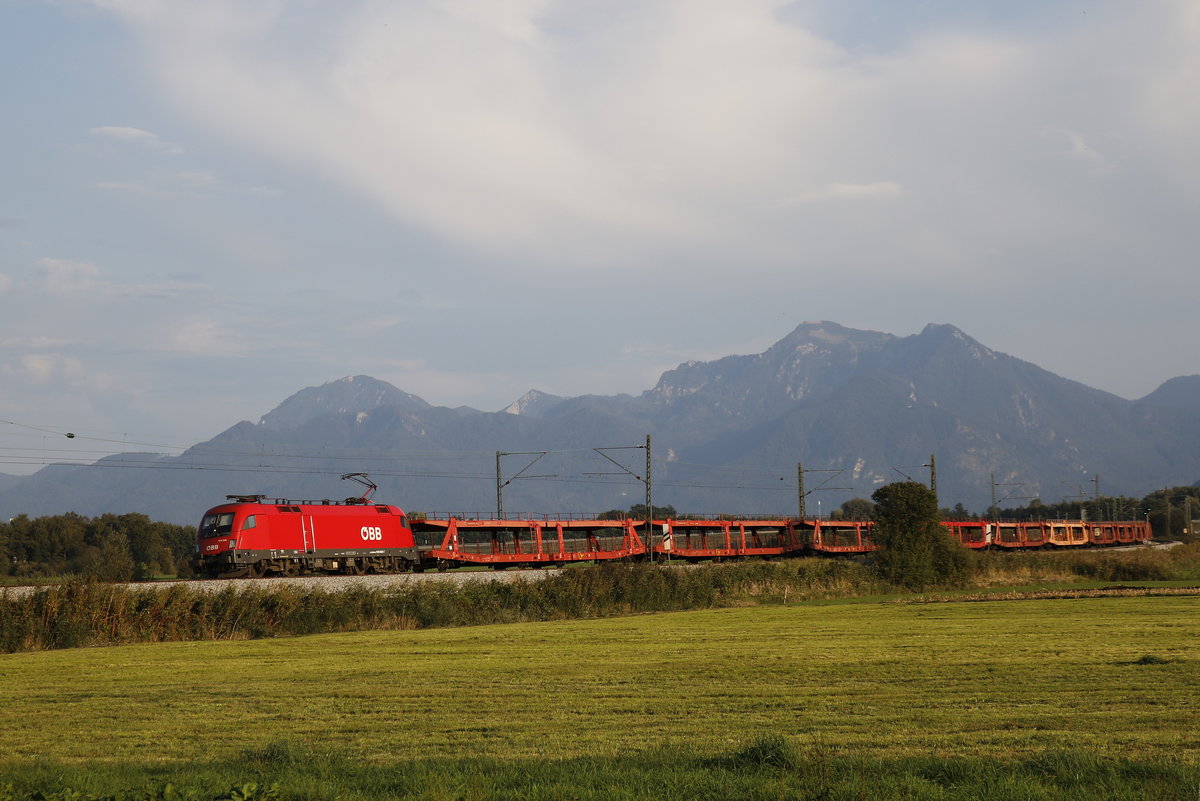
[895,323,996,366]
[258,375,430,430]
[502,389,565,417]
[645,320,897,413]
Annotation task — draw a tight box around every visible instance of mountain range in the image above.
[2,321,1198,525]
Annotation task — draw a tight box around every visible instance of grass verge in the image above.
[1,596,1198,797]
[3,747,1198,800]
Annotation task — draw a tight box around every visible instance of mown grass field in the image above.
[1,593,1198,799]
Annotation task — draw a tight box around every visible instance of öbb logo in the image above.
[360,526,383,541]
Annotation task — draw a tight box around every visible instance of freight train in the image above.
[190,475,1154,578]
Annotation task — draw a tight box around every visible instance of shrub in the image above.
[871,482,968,590]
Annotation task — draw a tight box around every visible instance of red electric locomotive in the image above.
[191,474,422,577]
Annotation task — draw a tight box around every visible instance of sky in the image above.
[2,0,1198,474]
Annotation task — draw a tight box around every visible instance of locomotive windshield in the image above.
[200,512,235,538]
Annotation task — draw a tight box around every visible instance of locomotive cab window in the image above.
[200,512,235,538]
[240,515,256,531]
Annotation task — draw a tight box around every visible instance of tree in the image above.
[871,481,969,590]
[629,503,677,520]
[80,530,135,582]
[837,498,877,521]
[942,503,972,521]
[0,512,196,579]
[600,504,678,520]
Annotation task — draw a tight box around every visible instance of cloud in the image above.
[27,257,207,300]
[0,336,78,349]
[74,1,1194,287]
[96,170,215,195]
[95,180,161,196]
[76,2,846,266]
[173,170,218,189]
[1061,130,1105,164]
[164,319,248,357]
[96,169,280,199]
[12,353,86,385]
[783,181,904,205]
[345,316,405,336]
[36,258,102,294]
[90,125,184,154]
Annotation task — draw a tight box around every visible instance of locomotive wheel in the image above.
[282,562,301,578]
[347,561,364,576]
[247,561,266,578]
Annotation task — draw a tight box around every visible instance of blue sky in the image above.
[2,0,1198,473]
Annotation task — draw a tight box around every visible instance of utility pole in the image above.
[990,472,996,520]
[1092,475,1101,521]
[797,463,851,520]
[989,473,1026,521]
[644,434,653,546]
[589,436,653,547]
[928,453,937,502]
[495,451,552,518]
[797,462,806,519]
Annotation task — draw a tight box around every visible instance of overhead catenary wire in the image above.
[0,455,815,496]
[1,420,1071,514]
[0,418,856,497]
[1,419,651,465]
[0,454,807,492]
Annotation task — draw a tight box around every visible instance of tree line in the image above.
[0,513,196,582]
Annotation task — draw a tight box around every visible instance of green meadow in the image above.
[1,593,1198,799]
